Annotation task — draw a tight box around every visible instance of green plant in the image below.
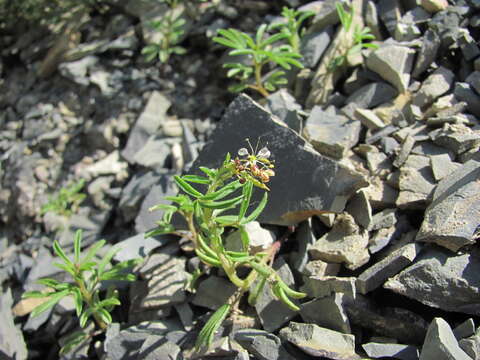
[147,140,306,350]
[213,23,305,97]
[141,1,187,64]
[329,2,378,69]
[41,179,86,217]
[269,7,315,53]
[22,230,139,354]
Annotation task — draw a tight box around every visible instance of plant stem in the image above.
[76,275,107,330]
[252,60,269,98]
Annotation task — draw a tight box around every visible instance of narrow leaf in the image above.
[31,290,69,317]
[242,192,268,224]
[195,304,231,349]
[53,240,73,267]
[74,229,82,264]
[82,239,106,264]
[237,182,253,222]
[174,175,203,198]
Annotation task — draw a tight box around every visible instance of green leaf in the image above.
[79,308,93,328]
[199,194,244,209]
[97,308,113,324]
[98,246,121,276]
[255,24,267,46]
[201,181,242,201]
[74,229,82,264]
[174,175,203,198]
[72,288,83,317]
[199,167,216,178]
[238,225,250,252]
[53,240,73,267]
[248,276,267,306]
[145,224,175,237]
[148,204,177,212]
[60,331,88,355]
[182,175,210,184]
[214,215,238,225]
[36,278,61,288]
[195,304,231,349]
[196,248,222,267]
[53,262,76,277]
[242,192,268,224]
[237,182,253,222]
[23,290,49,299]
[260,32,288,48]
[81,239,106,264]
[172,46,187,55]
[96,297,121,309]
[30,290,69,317]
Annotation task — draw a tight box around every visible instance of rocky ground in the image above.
[1,0,480,359]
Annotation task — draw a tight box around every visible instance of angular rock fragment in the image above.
[345,189,372,229]
[377,0,402,36]
[354,108,386,131]
[1,289,27,360]
[416,157,480,251]
[357,243,421,294]
[300,27,333,69]
[279,322,358,360]
[234,329,295,360]
[429,153,461,181]
[412,67,455,108]
[300,293,351,334]
[397,155,435,210]
[304,106,361,159]
[266,89,302,132]
[420,318,472,360]
[302,259,341,277]
[192,276,237,311]
[366,44,415,93]
[412,30,441,78]
[302,275,356,299]
[455,82,480,118]
[189,95,368,225]
[362,342,420,360]
[342,82,398,119]
[459,334,480,359]
[309,213,369,270]
[384,248,480,315]
[225,221,275,253]
[453,318,475,340]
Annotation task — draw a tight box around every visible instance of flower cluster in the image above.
[231,140,275,190]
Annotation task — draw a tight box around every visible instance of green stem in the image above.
[253,60,269,98]
[76,275,107,331]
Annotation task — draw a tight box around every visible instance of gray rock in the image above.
[132,135,171,170]
[342,83,398,119]
[366,44,415,93]
[416,156,480,251]
[356,243,421,294]
[302,259,340,277]
[466,71,480,95]
[305,0,340,31]
[225,221,275,253]
[234,329,295,360]
[345,189,372,230]
[300,293,351,333]
[369,208,398,231]
[119,171,163,222]
[113,233,175,262]
[364,176,399,210]
[459,30,480,61]
[345,295,428,344]
[301,275,356,299]
[453,319,476,340]
[138,253,187,309]
[122,91,171,164]
[369,226,398,254]
[300,27,333,68]
[0,288,27,360]
[192,276,237,310]
[304,106,361,159]
[104,321,181,360]
[188,95,368,225]
[412,30,441,78]
[291,219,316,272]
[394,135,416,169]
[253,258,298,332]
[430,153,462,181]
[266,89,302,132]
[135,173,178,233]
[174,302,194,331]
[366,1,382,40]
[137,337,182,360]
[384,248,480,315]
[412,67,455,108]
[58,56,98,85]
[455,82,480,118]
[354,108,386,131]
[362,342,420,360]
[309,213,369,270]
[430,123,480,155]
[459,335,480,359]
[279,322,358,359]
[420,318,472,360]
[378,0,403,35]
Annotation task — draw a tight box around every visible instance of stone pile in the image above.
[1,0,480,359]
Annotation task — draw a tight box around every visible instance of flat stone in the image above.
[394,135,416,168]
[453,318,476,340]
[345,189,372,229]
[138,253,188,309]
[300,293,351,333]
[291,219,316,272]
[279,322,358,360]
[429,153,461,181]
[356,243,421,294]
[384,248,480,315]
[416,156,480,251]
[225,221,275,253]
[0,288,27,360]
[137,338,181,360]
[302,259,341,277]
[362,342,420,360]
[413,67,455,108]
[431,123,480,155]
[366,151,392,174]
[304,106,361,159]
[369,208,398,231]
[466,71,480,95]
[459,335,480,359]
[132,135,171,170]
[397,156,436,210]
[354,108,386,131]
[364,176,399,210]
[266,89,302,132]
[345,295,428,344]
[253,258,298,332]
[459,30,480,61]
[455,82,480,118]
[188,95,368,226]
[113,233,174,262]
[369,226,398,254]
[301,275,356,299]
[342,82,398,119]
[420,318,472,360]
[234,329,295,360]
[412,30,441,78]
[300,27,333,68]
[366,44,415,93]
[192,275,237,310]
[378,0,402,36]
[58,56,98,86]
[420,0,449,13]
[366,1,382,40]
[309,213,369,270]
[122,91,171,164]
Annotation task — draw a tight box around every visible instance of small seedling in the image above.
[41,179,86,217]
[330,2,378,69]
[269,7,315,53]
[147,140,306,350]
[213,23,304,97]
[22,230,139,354]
